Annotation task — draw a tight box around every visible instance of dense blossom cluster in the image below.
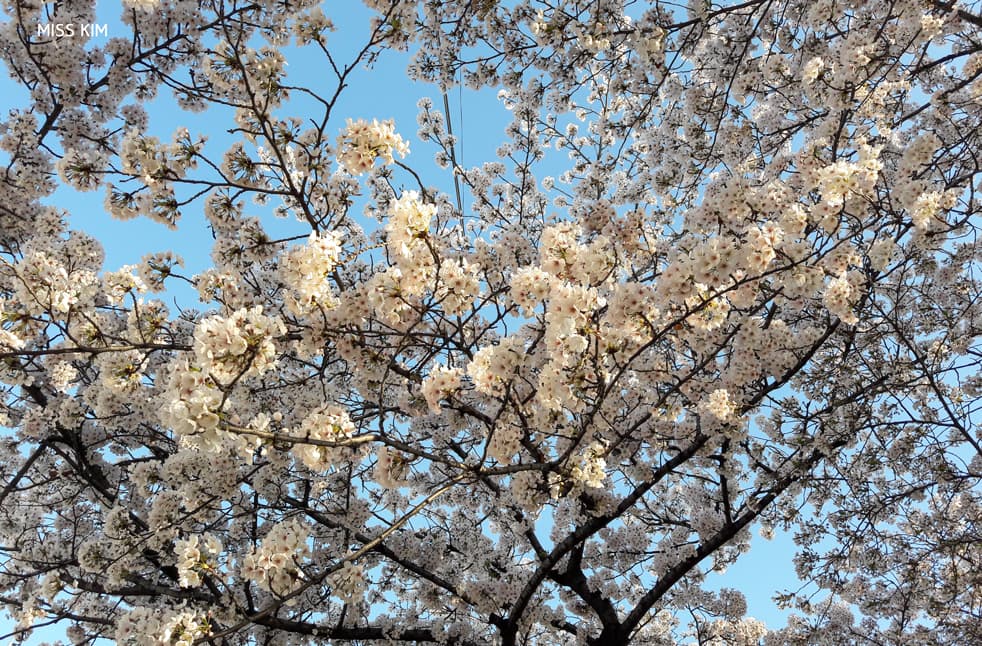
[336,118,410,174]
[327,561,367,604]
[192,306,285,383]
[279,230,344,315]
[420,364,462,413]
[175,533,222,588]
[115,607,207,646]
[1,0,980,645]
[241,518,312,596]
[292,405,358,470]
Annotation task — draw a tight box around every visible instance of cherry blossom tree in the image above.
[1,0,980,644]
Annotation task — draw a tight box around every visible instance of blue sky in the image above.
[0,1,813,641]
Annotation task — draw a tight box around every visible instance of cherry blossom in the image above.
[1,1,981,645]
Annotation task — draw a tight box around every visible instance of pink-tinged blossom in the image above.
[192,306,285,383]
[0,1,980,644]
[420,364,462,413]
[336,118,409,174]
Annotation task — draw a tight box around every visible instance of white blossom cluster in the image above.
[192,306,284,383]
[569,442,607,490]
[175,533,222,588]
[292,405,357,470]
[241,518,311,596]
[115,606,207,646]
[327,561,367,604]
[1,0,980,644]
[279,230,344,315]
[420,364,462,413]
[374,445,410,488]
[336,118,409,175]
[160,359,224,448]
[466,336,525,398]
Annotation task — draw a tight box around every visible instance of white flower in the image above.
[280,230,344,315]
[801,56,825,84]
[193,306,285,382]
[385,191,436,260]
[241,518,310,596]
[823,274,859,325]
[570,442,607,489]
[701,389,738,423]
[327,561,367,603]
[467,337,524,397]
[292,406,357,470]
[122,0,161,10]
[175,533,221,588]
[375,445,410,488]
[336,118,409,174]
[421,364,463,413]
